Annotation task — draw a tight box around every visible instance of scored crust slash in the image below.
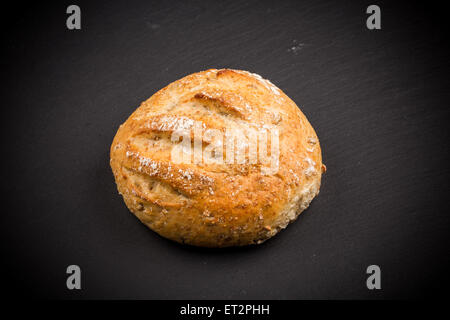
[110,68,325,247]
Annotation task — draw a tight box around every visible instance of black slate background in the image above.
[1,0,449,299]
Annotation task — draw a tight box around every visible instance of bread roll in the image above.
[110,69,325,247]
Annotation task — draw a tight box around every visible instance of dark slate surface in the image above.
[1,0,449,299]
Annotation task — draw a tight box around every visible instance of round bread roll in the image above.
[110,69,325,247]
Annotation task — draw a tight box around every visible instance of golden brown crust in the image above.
[110,69,324,247]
